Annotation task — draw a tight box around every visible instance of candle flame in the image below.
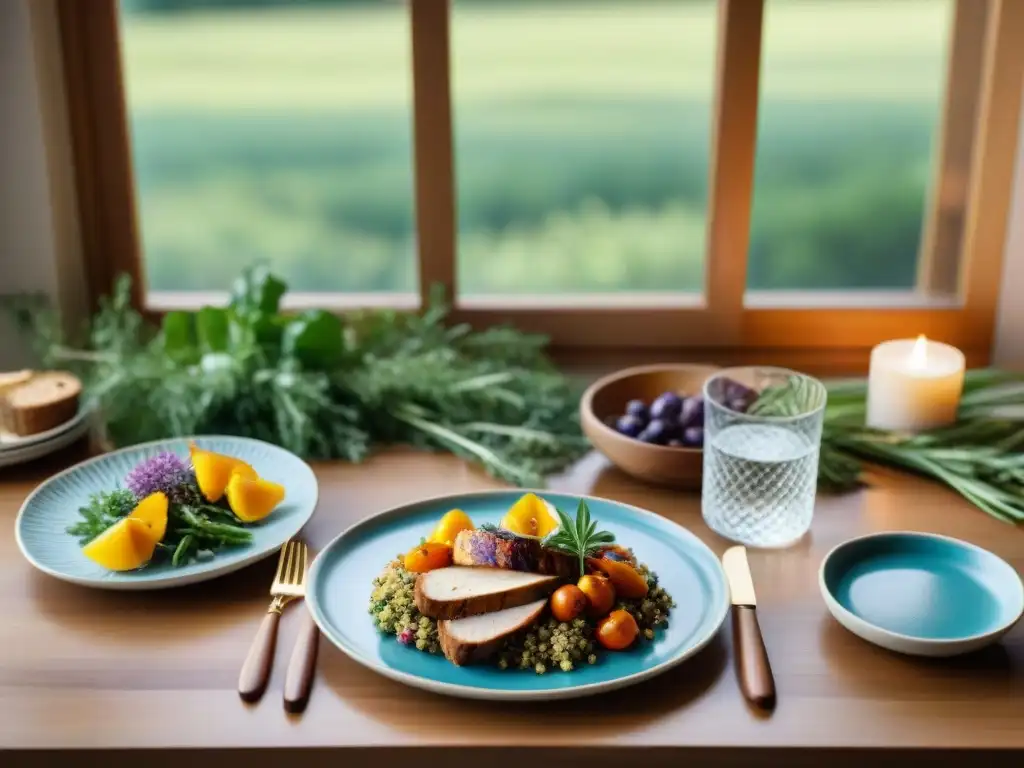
[908,334,928,371]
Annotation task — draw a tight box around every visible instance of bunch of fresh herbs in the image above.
[753,369,1024,523]
[19,268,589,487]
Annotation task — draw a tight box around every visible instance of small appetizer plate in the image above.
[16,436,318,590]
[307,490,730,701]
[820,532,1023,657]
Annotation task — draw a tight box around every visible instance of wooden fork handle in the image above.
[284,607,320,714]
[239,610,281,703]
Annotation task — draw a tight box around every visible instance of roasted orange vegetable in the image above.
[594,544,637,566]
[596,610,639,651]
[588,557,649,599]
[225,473,285,522]
[403,542,453,573]
[82,518,157,571]
[128,491,169,545]
[429,509,475,546]
[578,573,616,618]
[550,585,587,622]
[500,493,559,537]
[190,442,257,502]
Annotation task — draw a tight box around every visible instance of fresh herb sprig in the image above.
[65,489,138,542]
[542,499,615,578]
[750,368,1024,523]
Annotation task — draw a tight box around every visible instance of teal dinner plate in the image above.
[307,490,729,701]
[820,532,1024,657]
[15,436,318,590]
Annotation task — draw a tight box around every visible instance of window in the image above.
[748,0,952,294]
[118,0,417,304]
[451,0,715,299]
[58,0,1024,366]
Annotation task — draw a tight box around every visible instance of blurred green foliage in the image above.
[121,0,949,296]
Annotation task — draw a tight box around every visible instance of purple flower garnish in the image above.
[125,451,197,504]
[397,628,414,645]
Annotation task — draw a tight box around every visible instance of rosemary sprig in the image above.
[750,368,1024,524]
[541,499,615,578]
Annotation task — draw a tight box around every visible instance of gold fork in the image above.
[238,539,307,703]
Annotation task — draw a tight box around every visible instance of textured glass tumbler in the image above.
[701,367,826,548]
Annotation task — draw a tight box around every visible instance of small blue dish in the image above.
[820,532,1023,657]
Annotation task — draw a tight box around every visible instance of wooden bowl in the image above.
[580,363,719,490]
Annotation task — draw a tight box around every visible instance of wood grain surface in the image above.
[1,438,1022,767]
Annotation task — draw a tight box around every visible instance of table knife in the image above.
[722,545,776,710]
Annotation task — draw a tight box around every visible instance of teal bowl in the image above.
[820,532,1023,657]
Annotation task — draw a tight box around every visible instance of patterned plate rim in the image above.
[14,435,318,590]
[306,489,730,701]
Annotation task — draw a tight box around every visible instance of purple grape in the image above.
[638,419,670,445]
[615,414,645,438]
[679,395,705,428]
[723,378,758,407]
[650,392,683,421]
[625,399,648,420]
[727,398,751,413]
[682,426,704,447]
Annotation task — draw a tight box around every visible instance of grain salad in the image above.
[369,556,675,674]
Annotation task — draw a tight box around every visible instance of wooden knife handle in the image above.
[732,605,776,710]
[238,611,281,703]
[283,607,320,714]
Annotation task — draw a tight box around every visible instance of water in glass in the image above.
[701,367,825,548]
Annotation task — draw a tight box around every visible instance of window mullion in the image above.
[704,0,763,341]
[410,0,457,309]
[960,0,1024,341]
[917,0,989,297]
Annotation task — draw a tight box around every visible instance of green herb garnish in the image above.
[65,488,138,543]
[542,499,615,578]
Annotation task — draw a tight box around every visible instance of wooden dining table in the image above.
[1,437,1021,767]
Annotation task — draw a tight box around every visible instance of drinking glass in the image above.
[701,366,826,548]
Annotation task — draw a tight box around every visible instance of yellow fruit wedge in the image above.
[82,518,158,571]
[128,491,169,545]
[429,508,475,546]
[189,442,257,502]
[225,473,285,522]
[500,492,559,538]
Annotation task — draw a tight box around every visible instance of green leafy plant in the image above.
[542,499,615,578]
[18,268,589,487]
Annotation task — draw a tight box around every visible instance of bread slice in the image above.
[452,529,577,579]
[0,371,81,436]
[414,566,559,620]
[438,598,547,666]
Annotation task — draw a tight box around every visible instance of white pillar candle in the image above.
[867,335,965,432]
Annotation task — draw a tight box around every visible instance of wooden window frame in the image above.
[56,0,1024,370]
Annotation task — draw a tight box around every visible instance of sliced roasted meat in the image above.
[414,566,559,620]
[438,599,547,666]
[452,529,576,579]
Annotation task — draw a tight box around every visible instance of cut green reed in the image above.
[753,369,1024,523]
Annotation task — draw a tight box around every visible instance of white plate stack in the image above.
[0,370,92,469]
